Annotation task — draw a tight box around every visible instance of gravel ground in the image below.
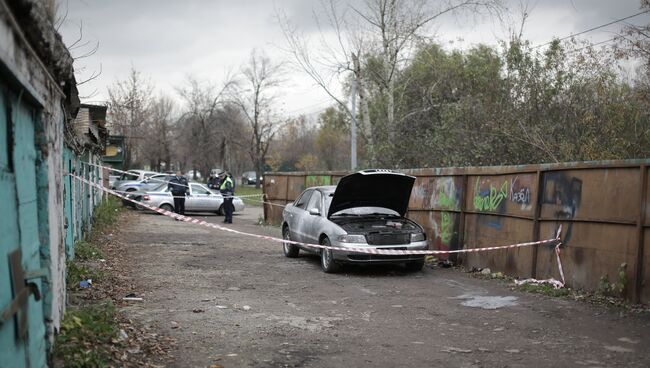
[116,206,650,368]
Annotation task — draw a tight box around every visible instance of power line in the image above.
[532,9,650,49]
[565,36,617,54]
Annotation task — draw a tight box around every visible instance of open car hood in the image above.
[327,170,416,218]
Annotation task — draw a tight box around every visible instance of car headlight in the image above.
[337,234,367,243]
[410,232,426,242]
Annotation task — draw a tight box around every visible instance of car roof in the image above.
[308,185,336,193]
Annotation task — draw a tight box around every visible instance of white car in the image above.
[134,182,245,215]
[281,170,428,273]
[112,169,159,189]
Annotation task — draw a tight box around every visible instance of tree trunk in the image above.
[352,52,375,167]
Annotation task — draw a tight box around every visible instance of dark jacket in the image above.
[168,175,189,195]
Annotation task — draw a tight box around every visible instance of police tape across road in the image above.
[68,172,566,284]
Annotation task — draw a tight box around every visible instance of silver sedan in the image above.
[281,170,428,273]
[129,182,245,215]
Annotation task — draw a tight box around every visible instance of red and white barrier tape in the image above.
[69,173,565,283]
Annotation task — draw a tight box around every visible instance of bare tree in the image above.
[279,1,375,163]
[231,50,283,189]
[279,0,502,166]
[107,68,153,168]
[175,76,235,178]
[143,95,175,171]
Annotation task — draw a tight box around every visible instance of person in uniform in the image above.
[168,170,189,219]
[219,171,235,223]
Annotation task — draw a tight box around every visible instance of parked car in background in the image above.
[185,170,202,180]
[111,170,159,189]
[131,182,245,215]
[241,171,262,185]
[116,173,175,197]
[281,169,428,273]
[108,175,120,188]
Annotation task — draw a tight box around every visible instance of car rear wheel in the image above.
[282,227,299,258]
[320,237,339,273]
[134,198,145,211]
[216,204,224,216]
[160,203,174,215]
[405,259,424,272]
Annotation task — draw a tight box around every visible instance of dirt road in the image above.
[116,206,650,368]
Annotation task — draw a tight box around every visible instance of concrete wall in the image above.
[263,160,650,304]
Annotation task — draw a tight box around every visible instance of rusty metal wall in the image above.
[263,160,650,303]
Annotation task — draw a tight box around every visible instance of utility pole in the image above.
[350,78,357,171]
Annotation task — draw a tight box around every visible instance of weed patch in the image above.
[74,240,104,261]
[515,283,571,298]
[66,261,103,287]
[92,196,123,232]
[236,186,263,207]
[53,302,118,367]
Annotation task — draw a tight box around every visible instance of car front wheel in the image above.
[282,226,299,258]
[320,237,339,273]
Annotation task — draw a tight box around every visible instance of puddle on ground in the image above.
[456,294,518,310]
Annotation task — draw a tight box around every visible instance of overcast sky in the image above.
[59,0,649,117]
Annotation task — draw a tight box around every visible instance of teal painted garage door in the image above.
[0,83,47,367]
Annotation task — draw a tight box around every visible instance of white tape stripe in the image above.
[68,173,563,258]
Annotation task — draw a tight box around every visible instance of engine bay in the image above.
[331,216,421,233]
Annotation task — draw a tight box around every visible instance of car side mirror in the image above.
[308,208,321,216]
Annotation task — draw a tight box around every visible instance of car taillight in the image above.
[143,195,150,201]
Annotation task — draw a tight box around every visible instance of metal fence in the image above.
[263,159,650,303]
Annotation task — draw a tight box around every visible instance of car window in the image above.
[152,183,167,191]
[121,171,139,180]
[306,190,322,213]
[191,184,210,195]
[147,174,166,183]
[295,190,312,209]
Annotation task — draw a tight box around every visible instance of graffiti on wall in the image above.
[473,178,509,211]
[440,211,453,244]
[306,175,331,188]
[542,172,582,243]
[427,177,462,251]
[473,176,534,212]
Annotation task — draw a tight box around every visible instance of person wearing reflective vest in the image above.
[219,171,235,223]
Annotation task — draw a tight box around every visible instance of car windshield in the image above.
[120,171,139,180]
[324,193,399,217]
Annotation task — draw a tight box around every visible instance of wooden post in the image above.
[530,170,543,279]
[455,174,468,265]
[633,164,648,303]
